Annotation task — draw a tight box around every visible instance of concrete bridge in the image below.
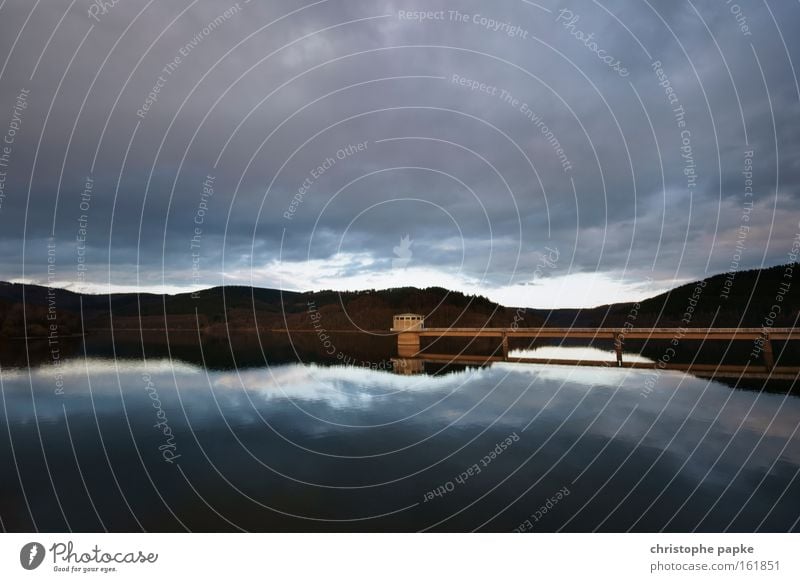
[392,314,799,378]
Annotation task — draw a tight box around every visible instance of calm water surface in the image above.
[1,348,799,532]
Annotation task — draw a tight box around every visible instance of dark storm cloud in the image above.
[0,0,798,303]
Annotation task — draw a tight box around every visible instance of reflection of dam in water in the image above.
[390,358,426,375]
[391,314,800,380]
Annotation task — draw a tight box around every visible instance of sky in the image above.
[0,0,798,308]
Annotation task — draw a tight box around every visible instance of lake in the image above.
[1,337,799,532]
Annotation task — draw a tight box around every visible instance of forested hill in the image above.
[0,263,796,337]
[534,264,798,328]
[0,282,528,337]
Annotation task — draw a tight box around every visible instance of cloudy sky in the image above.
[0,0,798,308]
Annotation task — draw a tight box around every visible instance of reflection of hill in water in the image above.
[391,358,488,377]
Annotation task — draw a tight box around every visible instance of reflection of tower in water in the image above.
[390,358,425,376]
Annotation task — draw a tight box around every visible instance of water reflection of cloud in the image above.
[212,363,800,471]
[3,359,799,469]
[0,357,200,382]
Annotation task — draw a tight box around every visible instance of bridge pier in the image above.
[614,334,624,367]
[763,333,775,371]
[502,333,509,360]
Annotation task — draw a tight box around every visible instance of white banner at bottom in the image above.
[1,533,797,581]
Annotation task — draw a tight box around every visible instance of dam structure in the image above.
[391,314,800,380]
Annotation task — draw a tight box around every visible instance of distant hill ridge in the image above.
[0,282,525,336]
[0,264,796,337]
[532,263,798,328]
